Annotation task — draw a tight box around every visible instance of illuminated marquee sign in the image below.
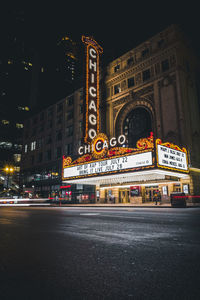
[78,133,126,156]
[82,36,103,143]
[63,151,153,180]
[156,139,188,173]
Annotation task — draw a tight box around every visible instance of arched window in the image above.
[123,107,152,147]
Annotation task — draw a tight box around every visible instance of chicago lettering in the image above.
[78,135,126,155]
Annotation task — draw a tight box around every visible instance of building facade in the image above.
[102,25,200,199]
[22,25,200,203]
[21,88,85,197]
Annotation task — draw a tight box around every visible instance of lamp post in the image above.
[4,166,14,190]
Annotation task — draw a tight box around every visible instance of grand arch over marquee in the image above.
[114,99,155,141]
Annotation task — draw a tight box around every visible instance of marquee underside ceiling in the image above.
[63,169,189,186]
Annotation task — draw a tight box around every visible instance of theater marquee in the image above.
[62,133,155,181]
[82,36,103,143]
[63,151,153,180]
[156,139,189,173]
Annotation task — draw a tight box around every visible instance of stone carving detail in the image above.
[113,95,130,107]
[130,85,154,100]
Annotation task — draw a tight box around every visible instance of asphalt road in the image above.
[0,207,200,300]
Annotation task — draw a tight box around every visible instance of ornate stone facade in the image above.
[105,25,200,172]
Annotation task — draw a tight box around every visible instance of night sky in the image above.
[1,3,200,65]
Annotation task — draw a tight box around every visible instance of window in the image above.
[114,84,121,94]
[31,141,36,151]
[66,125,73,137]
[79,89,83,99]
[161,59,169,72]
[31,128,37,136]
[65,144,72,155]
[56,114,62,125]
[25,144,28,153]
[37,152,43,163]
[39,123,44,132]
[47,108,53,120]
[128,77,135,88]
[123,107,152,147]
[79,104,83,114]
[0,142,12,149]
[31,155,35,165]
[56,147,62,158]
[16,123,23,129]
[14,144,22,150]
[127,57,134,66]
[142,48,149,58]
[67,95,74,106]
[79,121,83,133]
[38,138,43,149]
[18,106,29,111]
[47,120,53,128]
[142,69,151,81]
[40,112,44,121]
[57,103,63,112]
[56,130,62,141]
[158,39,165,48]
[46,135,52,144]
[1,120,9,125]
[14,154,21,163]
[66,111,73,120]
[114,64,120,72]
[46,150,51,161]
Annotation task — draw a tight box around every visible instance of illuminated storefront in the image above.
[62,133,190,204]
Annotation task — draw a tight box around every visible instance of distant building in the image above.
[0,10,33,187]
[30,34,83,111]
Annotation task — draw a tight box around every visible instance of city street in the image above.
[0,207,200,299]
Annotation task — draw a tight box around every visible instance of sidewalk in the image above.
[54,202,171,208]
[53,202,200,208]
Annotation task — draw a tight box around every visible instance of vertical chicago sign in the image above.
[82,36,103,143]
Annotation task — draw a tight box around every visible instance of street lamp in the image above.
[4,166,14,189]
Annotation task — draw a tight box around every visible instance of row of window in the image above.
[24,125,77,153]
[113,58,170,95]
[1,120,24,128]
[29,144,73,165]
[27,91,83,127]
[113,39,166,74]
[25,115,84,140]
[0,142,22,150]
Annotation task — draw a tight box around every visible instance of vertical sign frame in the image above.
[82,36,103,143]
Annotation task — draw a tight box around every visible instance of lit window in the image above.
[25,144,28,153]
[114,64,120,72]
[31,141,36,151]
[114,84,121,94]
[18,106,29,111]
[15,166,20,172]
[0,142,12,149]
[14,154,21,163]
[2,120,10,125]
[16,123,24,129]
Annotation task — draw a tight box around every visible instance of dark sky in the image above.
[2,2,200,65]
